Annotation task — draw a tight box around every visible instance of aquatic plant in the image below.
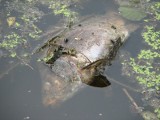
[121,2,160,119]
[0,32,26,57]
[48,0,78,27]
[155,108,160,119]
[121,1,160,89]
[126,27,159,90]
[127,23,160,91]
[0,0,79,59]
[0,0,45,58]
[150,2,160,21]
[118,6,146,21]
[7,17,16,27]
[122,22,160,120]
[117,0,160,21]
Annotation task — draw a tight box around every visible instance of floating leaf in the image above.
[7,17,16,27]
[119,7,147,21]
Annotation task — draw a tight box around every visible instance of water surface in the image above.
[0,0,145,120]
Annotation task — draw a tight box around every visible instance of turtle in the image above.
[36,12,137,106]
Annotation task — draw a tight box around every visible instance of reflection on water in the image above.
[0,0,146,120]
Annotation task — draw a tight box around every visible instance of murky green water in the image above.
[0,0,158,120]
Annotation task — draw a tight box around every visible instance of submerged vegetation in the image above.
[0,0,159,119]
[0,0,79,59]
[0,32,26,57]
[128,26,160,119]
[117,0,159,21]
[121,1,160,119]
[118,6,146,21]
[129,25,160,91]
[49,0,78,26]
